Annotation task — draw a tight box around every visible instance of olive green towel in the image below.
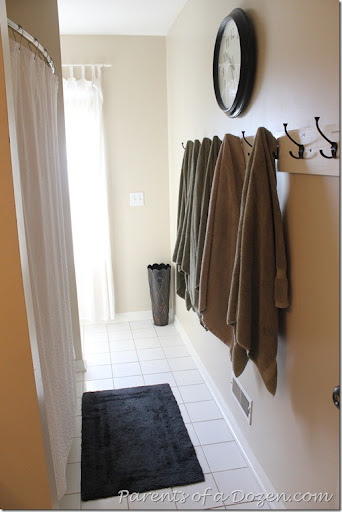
[192,136,222,313]
[172,140,193,299]
[188,137,212,311]
[173,140,201,300]
[227,127,289,396]
[181,140,201,309]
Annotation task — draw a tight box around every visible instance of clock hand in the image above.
[226,54,235,79]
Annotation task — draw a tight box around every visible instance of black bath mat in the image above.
[81,384,204,501]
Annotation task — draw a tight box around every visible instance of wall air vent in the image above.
[232,375,253,424]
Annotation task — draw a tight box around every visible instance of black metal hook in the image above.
[241,131,252,156]
[242,131,253,148]
[181,142,185,149]
[283,123,304,159]
[242,131,279,160]
[314,117,338,159]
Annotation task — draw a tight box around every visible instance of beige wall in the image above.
[2,0,338,507]
[166,0,339,508]
[0,6,51,508]
[61,35,171,313]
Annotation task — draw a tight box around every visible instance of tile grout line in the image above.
[72,321,257,510]
[131,326,145,384]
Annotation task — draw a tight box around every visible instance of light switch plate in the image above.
[129,192,144,207]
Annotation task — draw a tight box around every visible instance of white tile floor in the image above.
[60,320,269,511]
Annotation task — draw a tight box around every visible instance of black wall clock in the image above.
[213,8,256,118]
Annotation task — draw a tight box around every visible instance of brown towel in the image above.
[227,127,289,396]
[188,137,212,311]
[172,140,193,298]
[199,134,246,344]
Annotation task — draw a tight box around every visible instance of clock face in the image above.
[218,19,241,110]
[213,9,256,118]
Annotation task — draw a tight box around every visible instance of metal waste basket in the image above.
[147,263,171,326]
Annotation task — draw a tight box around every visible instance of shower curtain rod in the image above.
[7,19,55,74]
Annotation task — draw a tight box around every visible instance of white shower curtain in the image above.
[63,65,115,323]
[10,40,76,499]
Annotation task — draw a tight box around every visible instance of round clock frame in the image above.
[213,8,256,118]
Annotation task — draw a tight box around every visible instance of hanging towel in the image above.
[227,127,289,396]
[199,134,245,344]
[194,136,222,313]
[173,140,201,301]
[188,137,212,311]
[178,140,201,308]
[172,140,193,298]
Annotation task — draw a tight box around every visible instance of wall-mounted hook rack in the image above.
[182,118,339,176]
[314,117,338,159]
[283,123,305,159]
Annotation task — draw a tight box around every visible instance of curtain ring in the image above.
[18,25,24,51]
[33,38,39,60]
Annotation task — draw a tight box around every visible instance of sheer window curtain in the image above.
[9,39,76,499]
[63,65,115,324]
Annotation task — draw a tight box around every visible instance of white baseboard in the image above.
[112,310,153,322]
[174,315,285,510]
[80,310,153,324]
[80,309,175,326]
[111,309,175,324]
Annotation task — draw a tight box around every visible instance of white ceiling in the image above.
[57,0,188,36]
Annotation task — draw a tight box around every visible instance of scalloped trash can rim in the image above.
[147,263,171,271]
